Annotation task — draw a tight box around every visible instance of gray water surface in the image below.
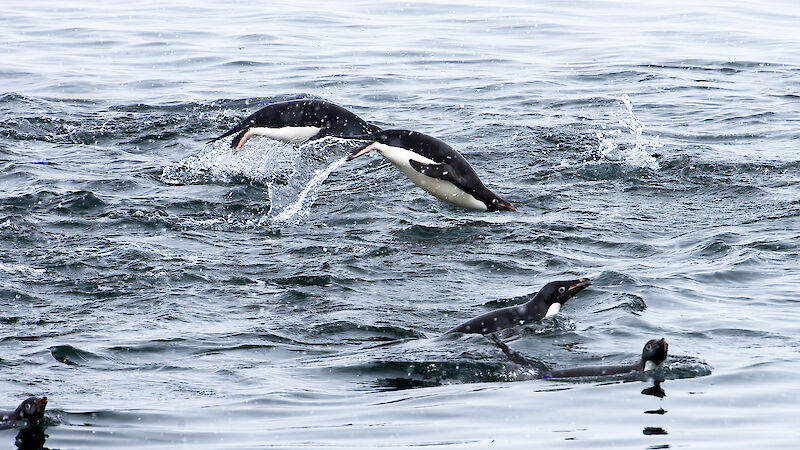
[2,0,799,448]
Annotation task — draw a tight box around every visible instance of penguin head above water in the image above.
[641,338,669,371]
[485,196,517,212]
[535,278,593,318]
[13,397,48,422]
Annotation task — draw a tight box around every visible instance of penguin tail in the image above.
[206,123,248,146]
[206,130,234,145]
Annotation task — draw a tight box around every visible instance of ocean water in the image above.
[1,0,799,448]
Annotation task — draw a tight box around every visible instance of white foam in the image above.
[161,138,347,227]
[0,262,45,276]
[595,94,661,170]
[160,139,299,186]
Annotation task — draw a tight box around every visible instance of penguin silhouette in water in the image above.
[491,336,668,377]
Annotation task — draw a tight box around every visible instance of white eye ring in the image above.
[25,404,31,410]
[558,287,566,294]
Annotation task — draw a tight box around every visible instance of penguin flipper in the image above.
[408,160,468,191]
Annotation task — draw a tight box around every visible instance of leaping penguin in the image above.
[207,99,381,149]
[347,129,516,211]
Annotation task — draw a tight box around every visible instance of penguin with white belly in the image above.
[348,130,516,211]
[207,99,381,150]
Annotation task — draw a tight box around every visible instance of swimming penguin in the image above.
[1,397,47,424]
[207,99,381,149]
[446,278,591,334]
[347,129,516,211]
[491,335,669,377]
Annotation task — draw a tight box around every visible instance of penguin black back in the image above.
[207,99,381,147]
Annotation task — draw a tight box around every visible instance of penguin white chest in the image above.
[249,126,321,142]
[544,302,561,318]
[373,143,487,211]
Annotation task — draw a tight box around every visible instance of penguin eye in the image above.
[558,287,566,294]
[25,404,31,411]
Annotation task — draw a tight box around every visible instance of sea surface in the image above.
[2,0,799,448]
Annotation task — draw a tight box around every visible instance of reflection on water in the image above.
[13,426,48,450]
[643,427,669,436]
[642,380,666,398]
[642,381,668,445]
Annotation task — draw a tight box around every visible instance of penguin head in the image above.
[15,397,47,421]
[540,278,592,304]
[486,196,517,212]
[642,338,669,367]
[536,278,592,318]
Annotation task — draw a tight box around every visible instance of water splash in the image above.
[595,94,661,170]
[268,156,347,225]
[0,262,45,276]
[161,138,349,225]
[160,139,299,186]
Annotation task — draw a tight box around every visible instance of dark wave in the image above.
[49,345,103,367]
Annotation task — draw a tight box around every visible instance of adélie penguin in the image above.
[446,278,592,334]
[1,396,48,424]
[207,99,381,149]
[491,336,669,378]
[347,129,516,211]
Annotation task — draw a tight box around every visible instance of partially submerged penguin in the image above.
[347,129,516,211]
[446,278,592,334]
[207,99,381,149]
[491,335,669,378]
[1,397,47,424]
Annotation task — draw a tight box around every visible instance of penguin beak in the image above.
[656,338,666,346]
[35,397,47,407]
[496,199,517,212]
[567,278,592,294]
[347,142,377,161]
